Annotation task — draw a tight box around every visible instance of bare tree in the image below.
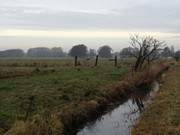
[130,35,166,71]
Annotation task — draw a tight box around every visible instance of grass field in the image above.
[0,58,129,134]
[133,62,180,135]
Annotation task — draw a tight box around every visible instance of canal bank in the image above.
[74,63,169,135]
[133,64,180,135]
[77,81,160,135]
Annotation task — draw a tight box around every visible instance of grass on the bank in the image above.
[0,59,129,134]
[133,63,180,135]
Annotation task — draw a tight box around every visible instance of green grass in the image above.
[0,59,129,134]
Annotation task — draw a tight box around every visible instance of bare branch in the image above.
[130,34,166,71]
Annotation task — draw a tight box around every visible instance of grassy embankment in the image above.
[0,59,170,135]
[0,59,129,135]
[4,60,169,135]
[133,62,180,135]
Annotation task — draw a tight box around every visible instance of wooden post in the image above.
[95,55,99,67]
[115,55,117,67]
[74,56,78,67]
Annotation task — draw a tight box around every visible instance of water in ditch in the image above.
[77,81,160,135]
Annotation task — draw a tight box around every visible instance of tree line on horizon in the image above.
[0,44,180,60]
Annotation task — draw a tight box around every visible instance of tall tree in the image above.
[98,45,112,58]
[69,44,88,58]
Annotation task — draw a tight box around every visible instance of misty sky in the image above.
[0,0,180,51]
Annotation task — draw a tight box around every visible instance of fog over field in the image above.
[0,0,180,51]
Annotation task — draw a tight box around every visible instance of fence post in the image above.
[95,55,99,67]
[115,55,117,67]
[74,56,78,67]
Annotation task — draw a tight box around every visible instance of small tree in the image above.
[69,44,88,58]
[130,35,166,71]
[98,45,112,58]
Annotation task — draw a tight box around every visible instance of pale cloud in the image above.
[0,29,179,38]
[0,0,180,32]
[0,0,180,50]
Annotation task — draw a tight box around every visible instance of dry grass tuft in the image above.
[6,114,64,135]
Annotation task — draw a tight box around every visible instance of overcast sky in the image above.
[0,0,180,51]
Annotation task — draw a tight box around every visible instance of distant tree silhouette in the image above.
[51,47,64,57]
[27,47,52,57]
[161,47,171,57]
[120,47,135,58]
[89,49,96,58]
[0,49,24,57]
[170,46,175,57]
[113,52,119,57]
[98,45,112,58]
[69,44,88,58]
[174,50,180,61]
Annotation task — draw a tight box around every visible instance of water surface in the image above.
[77,81,159,135]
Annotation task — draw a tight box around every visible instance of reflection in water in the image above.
[133,98,144,112]
[77,81,160,135]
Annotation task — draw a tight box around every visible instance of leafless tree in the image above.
[130,35,166,71]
